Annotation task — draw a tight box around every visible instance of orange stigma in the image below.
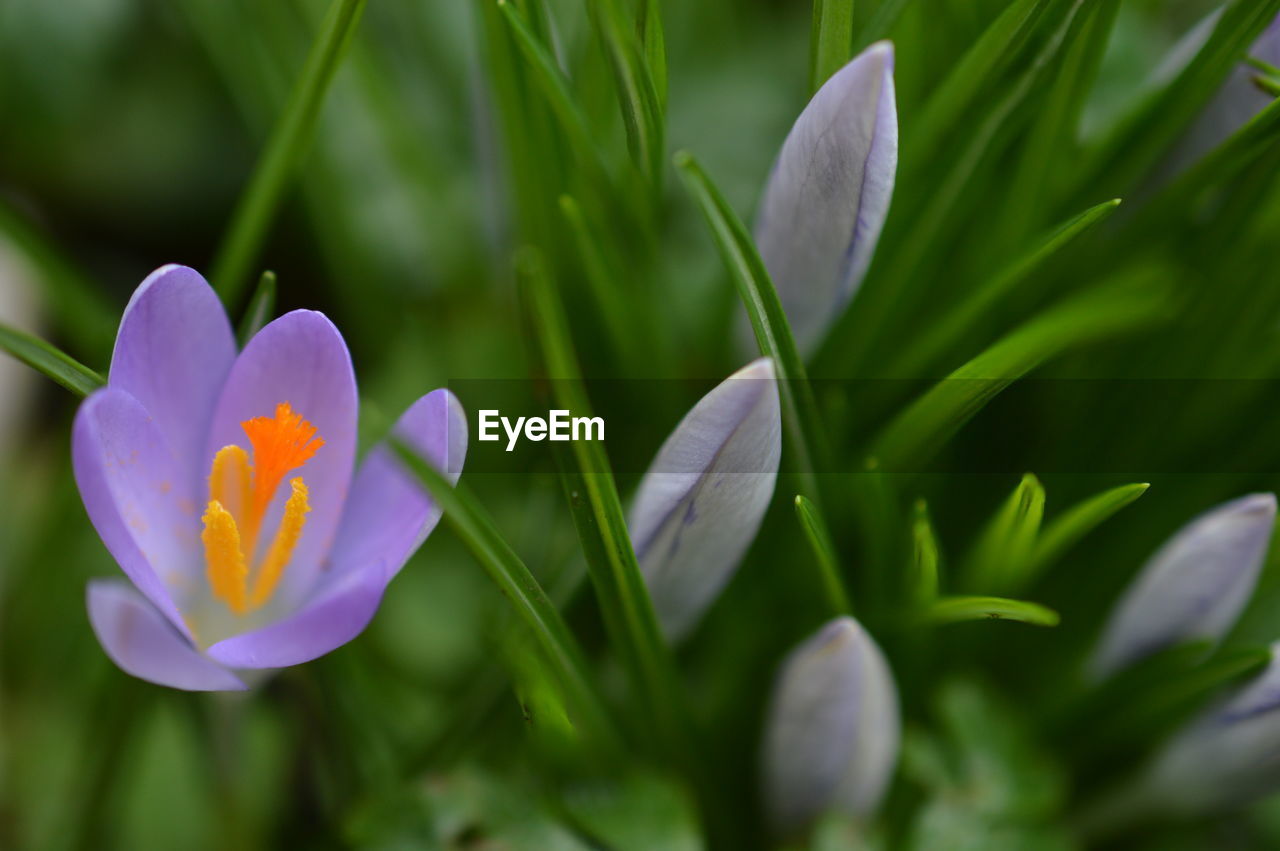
[199,402,322,614]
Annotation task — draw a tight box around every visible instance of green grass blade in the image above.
[871,278,1172,471]
[908,499,941,607]
[794,495,852,616]
[390,443,622,754]
[587,0,666,189]
[0,323,105,397]
[673,151,833,503]
[1028,483,1150,578]
[810,0,855,93]
[639,0,668,110]
[236,270,278,346]
[499,1,616,195]
[924,595,1061,627]
[855,0,914,50]
[210,0,368,310]
[964,474,1045,593]
[890,198,1122,377]
[1080,0,1280,197]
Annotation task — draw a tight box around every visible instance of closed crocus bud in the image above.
[628,358,781,642]
[762,617,900,835]
[754,41,897,354]
[1126,642,1280,815]
[1090,493,1276,680]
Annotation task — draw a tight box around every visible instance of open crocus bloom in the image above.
[74,265,466,690]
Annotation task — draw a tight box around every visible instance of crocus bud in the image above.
[761,617,900,835]
[1132,642,1280,814]
[628,358,781,642]
[753,41,897,354]
[1090,493,1276,680]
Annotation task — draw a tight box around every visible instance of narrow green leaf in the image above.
[1028,483,1149,578]
[854,0,914,50]
[810,0,855,93]
[390,442,621,754]
[908,499,941,606]
[964,474,1045,593]
[639,0,668,110]
[794,495,852,616]
[518,251,679,729]
[499,1,616,195]
[924,596,1060,627]
[237,270,277,346]
[1081,0,1280,197]
[210,0,368,310]
[871,278,1172,471]
[673,151,833,505]
[587,0,666,188]
[890,198,1122,377]
[1255,73,1280,97]
[558,195,646,373]
[905,0,1050,164]
[0,323,105,397]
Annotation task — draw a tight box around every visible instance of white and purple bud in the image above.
[753,41,897,354]
[1130,642,1280,815]
[628,358,781,642]
[1090,493,1276,680]
[761,616,900,835]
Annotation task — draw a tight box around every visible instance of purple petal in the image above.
[87,579,245,691]
[327,389,468,587]
[109,265,237,504]
[628,358,781,641]
[762,617,900,832]
[206,310,358,607]
[73,388,200,637]
[754,41,897,354]
[1090,493,1277,680]
[1138,643,1280,813]
[205,562,389,669]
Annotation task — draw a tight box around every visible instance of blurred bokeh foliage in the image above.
[4,0,1280,848]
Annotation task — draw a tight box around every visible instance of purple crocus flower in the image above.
[75,265,466,690]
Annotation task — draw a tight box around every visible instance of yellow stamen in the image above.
[209,445,251,527]
[201,500,248,615]
[249,478,311,609]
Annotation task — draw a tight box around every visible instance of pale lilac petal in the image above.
[73,388,200,636]
[1090,493,1277,680]
[1135,643,1280,813]
[762,617,900,833]
[628,358,781,642]
[754,41,897,354]
[87,579,245,691]
[205,562,389,669]
[206,310,358,607]
[109,265,237,503]
[327,389,468,587]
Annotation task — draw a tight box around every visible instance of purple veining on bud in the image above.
[627,358,781,642]
[762,617,900,834]
[1090,493,1276,680]
[753,41,897,354]
[1134,642,1280,814]
[75,265,467,690]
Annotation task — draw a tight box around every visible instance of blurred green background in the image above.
[4,0,1280,848]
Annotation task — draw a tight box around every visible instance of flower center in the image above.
[200,402,324,615]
